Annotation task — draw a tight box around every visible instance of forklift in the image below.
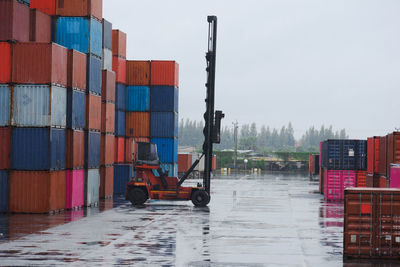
[125,16,224,207]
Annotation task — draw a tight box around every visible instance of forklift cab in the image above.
[135,142,160,166]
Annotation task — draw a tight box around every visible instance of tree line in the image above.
[178,119,348,153]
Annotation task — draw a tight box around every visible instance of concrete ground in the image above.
[0,174,392,266]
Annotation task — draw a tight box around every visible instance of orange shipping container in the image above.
[125,137,150,163]
[55,0,102,21]
[30,0,56,15]
[29,8,51,43]
[86,93,101,131]
[9,171,66,213]
[126,60,150,85]
[0,42,11,84]
[101,134,114,166]
[112,30,126,58]
[212,155,217,171]
[12,42,68,86]
[178,154,192,173]
[150,61,179,87]
[101,102,115,133]
[126,112,150,138]
[100,165,113,199]
[101,70,115,102]
[67,49,86,91]
[112,56,126,84]
[356,171,367,188]
[66,130,85,169]
[114,137,125,163]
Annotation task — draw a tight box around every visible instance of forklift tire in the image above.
[191,190,210,207]
[128,188,148,206]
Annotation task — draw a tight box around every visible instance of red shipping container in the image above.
[101,102,115,134]
[55,0,102,21]
[100,165,113,199]
[126,112,150,138]
[101,70,115,102]
[125,137,150,163]
[112,30,126,58]
[150,61,179,87]
[67,49,86,91]
[356,171,367,188]
[374,138,380,173]
[378,136,387,176]
[12,43,68,86]
[0,0,30,42]
[65,169,84,210]
[0,42,11,83]
[366,172,380,187]
[178,154,192,173]
[114,137,125,163]
[112,56,126,84]
[379,176,388,188]
[66,130,84,169]
[0,127,11,170]
[101,134,114,166]
[367,137,374,173]
[30,0,56,15]
[126,60,150,85]
[85,93,101,131]
[344,188,400,260]
[387,132,400,176]
[29,8,51,42]
[9,171,66,213]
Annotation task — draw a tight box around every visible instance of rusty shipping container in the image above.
[67,49,86,91]
[0,0,30,42]
[112,56,126,84]
[0,127,11,170]
[344,188,400,260]
[319,167,324,194]
[126,112,150,138]
[0,42,11,83]
[101,102,115,134]
[178,154,192,173]
[366,172,380,188]
[66,130,85,169]
[100,165,113,199]
[387,132,400,176]
[12,43,68,86]
[150,61,179,87]
[55,0,102,21]
[9,171,66,213]
[112,30,126,58]
[101,70,115,103]
[379,136,387,176]
[126,60,150,85]
[125,137,150,163]
[30,0,56,15]
[101,134,114,166]
[29,8,51,43]
[114,137,124,163]
[86,93,101,131]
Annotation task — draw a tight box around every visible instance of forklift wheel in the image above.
[128,188,148,206]
[191,190,210,207]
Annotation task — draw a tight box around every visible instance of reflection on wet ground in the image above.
[0,174,398,266]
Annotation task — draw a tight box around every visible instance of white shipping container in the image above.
[102,48,112,71]
[85,169,100,207]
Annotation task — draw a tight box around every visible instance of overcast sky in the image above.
[104,0,400,139]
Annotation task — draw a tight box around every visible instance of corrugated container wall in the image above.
[115,110,125,137]
[85,93,101,131]
[101,102,115,133]
[0,171,9,212]
[387,132,400,176]
[67,89,86,130]
[126,86,149,111]
[113,164,132,195]
[100,165,113,199]
[356,171,367,187]
[0,85,10,126]
[150,112,178,138]
[29,8,51,42]
[151,138,178,163]
[12,43,68,86]
[115,83,126,110]
[0,0,30,42]
[66,169,84,209]
[54,17,102,58]
[378,136,387,176]
[102,48,112,71]
[126,61,150,85]
[9,171,66,213]
[67,49,86,91]
[0,42,11,83]
[30,0,56,15]
[84,169,100,207]
[114,137,124,163]
[85,131,100,168]
[150,61,179,87]
[126,112,150,138]
[55,0,103,21]
[11,128,66,170]
[101,70,115,102]
[66,130,85,169]
[150,86,178,112]
[178,154,192,173]
[390,164,400,188]
[112,30,126,58]
[101,134,114,165]
[112,56,126,84]
[87,54,102,95]
[102,18,112,50]
[324,170,356,201]
[0,127,11,170]
[13,85,67,127]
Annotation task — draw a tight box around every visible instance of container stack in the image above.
[308,154,319,177]
[150,61,179,177]
[320,140,367,201]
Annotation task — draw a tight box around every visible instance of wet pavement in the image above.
[0,174,396,266]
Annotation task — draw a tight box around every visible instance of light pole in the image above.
[244,158,248,171]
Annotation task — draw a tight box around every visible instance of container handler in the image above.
[125,16,224,207]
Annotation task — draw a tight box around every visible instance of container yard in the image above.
[0,0,400,266]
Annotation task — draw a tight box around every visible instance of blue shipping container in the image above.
[0,85,10,126]
[85,131,100,168]
[54,17,102,58]
[67,89,85,129]
[11,128,66,170]
[150,86,178,112]
[115,83,126,110]
[0,171,8,213]
[115,110,125,137]
[114,164,133,195]
[126,86,150,111]
[321,139,367,170]
[153,163,178,177]
[150,112,178,138]
[151,138,178,163]
[102,19,112,50]
[87,54,102,95]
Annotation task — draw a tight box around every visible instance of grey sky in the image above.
[104,0,400,139]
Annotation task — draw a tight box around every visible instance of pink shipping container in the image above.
[65,169,84,210]
[324,170,356,201]
[390,164,400,188]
